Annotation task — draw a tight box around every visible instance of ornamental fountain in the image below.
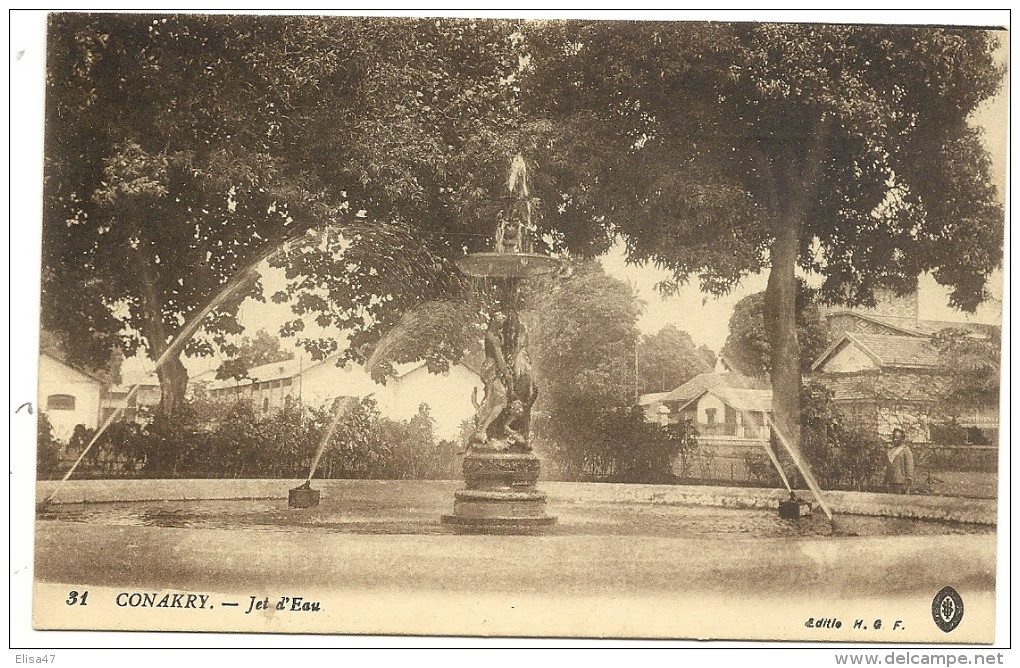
[441,155,560,532]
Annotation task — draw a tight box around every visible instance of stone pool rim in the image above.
[35,478,996,526]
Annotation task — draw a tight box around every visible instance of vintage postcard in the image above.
[12,10,1009,650]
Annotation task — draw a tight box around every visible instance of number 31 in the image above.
[66,590,88,606]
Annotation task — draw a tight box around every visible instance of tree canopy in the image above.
[521,21,1004,447]
[42,15,529,411]
[215,329,295,382]
[524,262,645,478]
[720,281,829,377]
[43,16,1005,451]
[637,324,715,395]
[931,327,1001,418]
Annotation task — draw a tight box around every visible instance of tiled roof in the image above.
[712,387,772,412]
[664,372,769,404]
[813,332,940,372]
[827,311,997,339]
[893,318,998,338]
[674,387,773,414]
[822,371,945,403]
[198,354,339,390]
[39,350,109,386]
[852,333,937,368]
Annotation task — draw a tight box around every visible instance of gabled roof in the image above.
[638,391,671,406]
[39,350,108,386]
[812,332,938,372]
[714,387,773,413]
[898,318,997,338]
[826,311,997,339]
[245,355,326,383]
[823,371,945,403]
[664,371,769,404]
[199,354,341,390]
[675,387,773,414]
[825,311,925,337]
[196,353,479,391]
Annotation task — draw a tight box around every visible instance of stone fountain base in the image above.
[442,451,556,533]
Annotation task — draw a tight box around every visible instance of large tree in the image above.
[637,324,715,394]
[43,14,355,413]
[522,21,1004,450]
[42,15,524,412]
[524,262,643,477]
[721,280,830,378]
[45,17,1005,457]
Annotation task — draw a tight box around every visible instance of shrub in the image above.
[742,385,887,492]
[546,405,695,484]
[36,412,63,480]
[666,419,700,480]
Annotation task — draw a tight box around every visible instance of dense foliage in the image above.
[720,280,830,377]
[745,383,886,491]
[930,326,1002,417]
[36,413,63,479]
[36,398,458,481]
[215,329,296,382]
[44,16,1004,462]
[637,324,716,395]
[544,405,698,484]
[524,21,1004,452]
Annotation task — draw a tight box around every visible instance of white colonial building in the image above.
[38,351,106,441]
[639,370,773,482]
[191,355,482,441]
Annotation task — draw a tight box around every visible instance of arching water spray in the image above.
[717,354,834,525]
[39,227,322,509]
[766,413,834,523]
[303,396,359,484]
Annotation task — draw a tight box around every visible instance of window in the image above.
[47,394,76,411]
[263,397,270,412]
[282,378,292,387]
[705,408,716,425]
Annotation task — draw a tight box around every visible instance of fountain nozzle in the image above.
[778,495,813,519]
[289,481,320,508]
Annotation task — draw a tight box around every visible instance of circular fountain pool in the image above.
[36,480,991,539]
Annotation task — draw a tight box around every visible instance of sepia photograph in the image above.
[10,8,1009,656]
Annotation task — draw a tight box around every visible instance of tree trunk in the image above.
[156,355,189,415]
[136,252,189,416]
[761,116,831,455]
[763,212,802,452]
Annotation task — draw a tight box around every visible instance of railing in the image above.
[914,443,998,473]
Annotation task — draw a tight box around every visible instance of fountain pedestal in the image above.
[441,154,560,534]
[442,450,556,532]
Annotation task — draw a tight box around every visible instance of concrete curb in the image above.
[540,482,997,525]
[36,478,997,525]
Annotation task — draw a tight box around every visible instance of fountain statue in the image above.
[442,155,560,532]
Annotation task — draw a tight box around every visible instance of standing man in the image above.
[884,428,915,494]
